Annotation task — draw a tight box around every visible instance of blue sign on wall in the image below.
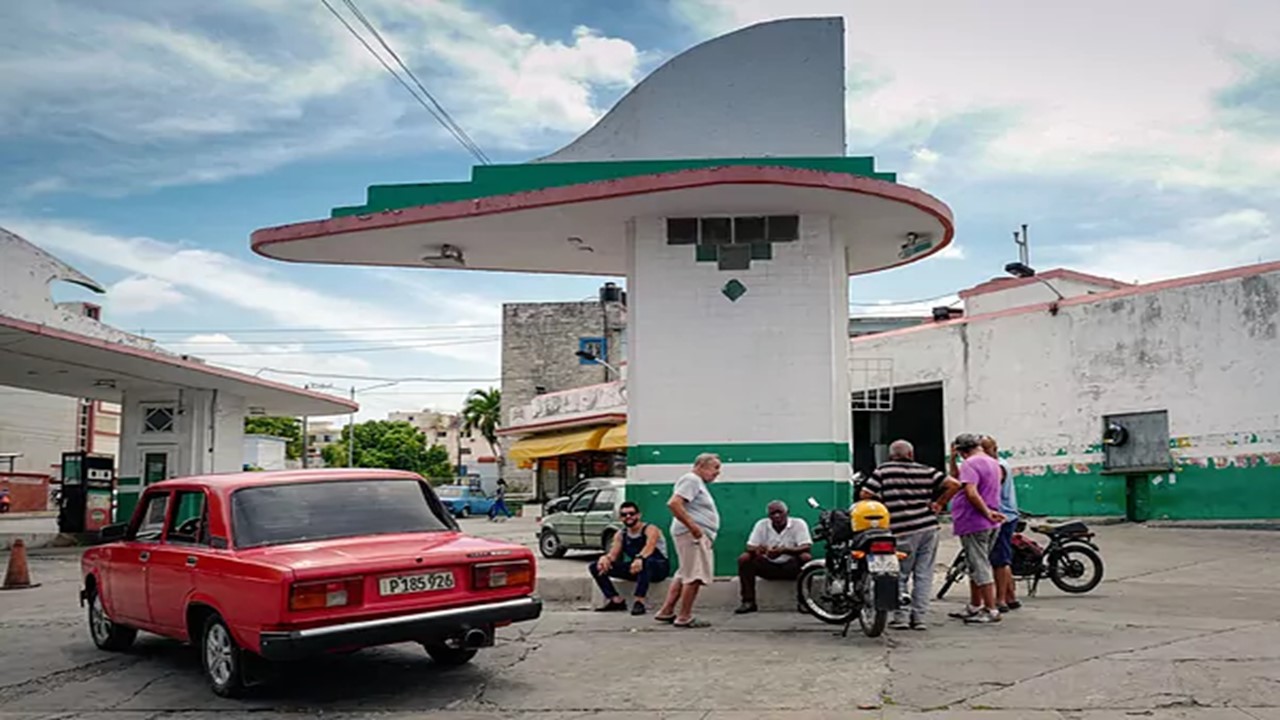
[578,337,607,364]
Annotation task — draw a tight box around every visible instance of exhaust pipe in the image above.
[463,628,488,648]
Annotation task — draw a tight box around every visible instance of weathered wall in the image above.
[851,264,1280,520]
[0,388,77,474]
[964,276,1128,316]
[500,298,626,489]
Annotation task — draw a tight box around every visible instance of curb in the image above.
[1142,520,1280,531]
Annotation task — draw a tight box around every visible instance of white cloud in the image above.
[674,0,1280,190]
[0,0,642,192]
[1053,208,1279,283]
[851,295,960,318]
[935,244,966,260]
[106,275,189,315]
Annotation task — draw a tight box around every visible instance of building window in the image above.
[142,406,176,434]
[666,214,798,270]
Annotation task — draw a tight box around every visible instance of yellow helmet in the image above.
[851,500,891,532]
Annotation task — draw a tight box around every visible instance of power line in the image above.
[338,0,491,164]
[318,0,490,164]
[174,336,499,357]
[166,333,499,346]
[849,292,960,307]
[214,366,502,383]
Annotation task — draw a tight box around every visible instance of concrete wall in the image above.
[243,435,287,471]
[851,264,1280,520]
[964,275,1128,316]
[117,388,247,481]
[0,388,77,474]
[500,298,626,489]
[627,214,851,574]
[538,18,845,163]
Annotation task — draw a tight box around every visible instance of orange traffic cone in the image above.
[1,538,40,590]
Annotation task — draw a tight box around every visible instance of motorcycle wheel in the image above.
[858,580,887,638]
[797,565,857,625]
[1047,544,1104,594]
[936,550,968,600]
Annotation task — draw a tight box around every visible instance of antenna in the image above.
[1013,223,1030,266]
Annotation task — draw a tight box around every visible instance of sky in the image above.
[2,0,1279,421]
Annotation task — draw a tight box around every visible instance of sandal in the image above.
[654,614,677,624]
[673,618,711,628]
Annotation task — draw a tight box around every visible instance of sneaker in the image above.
[910,620,929,631]
[1006,600,1022,611]
[997,604,1010,614]
[630,601,646,616]
[734,602,758,615]
[949,605,980,620]
[964,609,1001,624]
[594,599,627,612]
[889,619,911,631]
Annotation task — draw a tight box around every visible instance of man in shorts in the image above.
[655,453,721,628]
[936,433,1006,624]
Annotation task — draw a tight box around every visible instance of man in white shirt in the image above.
[734,500,812,614]
[655,453,721,629]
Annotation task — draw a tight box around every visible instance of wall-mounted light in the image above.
[93,379,117,389]
[1004,262,1064,315]
[422,244,465,267]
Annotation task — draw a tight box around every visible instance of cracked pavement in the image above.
[2,524,1279,719]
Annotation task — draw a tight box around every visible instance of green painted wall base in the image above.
[1016,459,1280,521]
[626,480,850,577]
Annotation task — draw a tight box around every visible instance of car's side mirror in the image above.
[806,497,820,509]
[99,523,128,542]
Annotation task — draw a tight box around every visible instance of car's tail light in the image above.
[473,560,533,590]
[869,540,896,554]
[290,578,360,611]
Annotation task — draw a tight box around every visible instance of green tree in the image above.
[244,416,302,460]
[461,388,502,459]
[322,420,454,480]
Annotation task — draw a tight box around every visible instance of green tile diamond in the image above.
[722,279,747,302]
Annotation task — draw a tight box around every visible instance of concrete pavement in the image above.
[2,522,1279,718]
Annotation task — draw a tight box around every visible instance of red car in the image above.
[79,469,541,696]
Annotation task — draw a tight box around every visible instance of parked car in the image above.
[435,485,494,518]
[537,480,623,558]
[80,469,541,697]
[541,477,614,516]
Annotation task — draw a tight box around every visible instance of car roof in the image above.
[144,469,425,499]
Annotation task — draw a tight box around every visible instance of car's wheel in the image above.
[423,641,478,667]
[201,614,248,698]
[87,586,136,652]
[460,505,471,518]
[539,529,567,559]
[600,529,616,554]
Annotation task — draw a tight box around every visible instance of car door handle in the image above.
[139,551,150,562]
[185,556,198,567]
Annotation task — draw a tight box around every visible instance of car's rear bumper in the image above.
[257,596,542,661]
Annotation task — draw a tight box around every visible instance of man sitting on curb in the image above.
[735,500,812,614]
[589,501,669,616]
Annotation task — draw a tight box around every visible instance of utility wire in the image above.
[338,0,491,164]
[849,292,960,307]
[215,366,502,383]
[318,0,490,164]
[166,333,499,346]
[175,336,499,357]
[137,323,499,335]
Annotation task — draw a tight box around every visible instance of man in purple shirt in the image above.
[935,433,1006,624]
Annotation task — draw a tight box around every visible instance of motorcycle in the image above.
[796,497,904,638]
[937,513,1104,599]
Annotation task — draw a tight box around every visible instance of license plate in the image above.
[379,571,456,596]
[867,554,899,574]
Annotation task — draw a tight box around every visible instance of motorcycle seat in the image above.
[1033,520,1089,536]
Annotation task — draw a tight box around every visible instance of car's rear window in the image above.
[231,478,452,548]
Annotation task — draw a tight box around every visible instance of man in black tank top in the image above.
[590,501,670,615]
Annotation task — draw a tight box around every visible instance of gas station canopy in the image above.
[0,313,354,417]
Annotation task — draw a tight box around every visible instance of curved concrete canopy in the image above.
[253,166,953,276]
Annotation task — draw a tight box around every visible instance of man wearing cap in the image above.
[935,433,1006,624]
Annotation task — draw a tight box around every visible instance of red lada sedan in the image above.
[79,469,541,697]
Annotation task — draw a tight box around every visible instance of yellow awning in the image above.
[507,426,610,463]
[598,423,627,451]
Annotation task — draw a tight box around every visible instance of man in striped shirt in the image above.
[860,439,959,630]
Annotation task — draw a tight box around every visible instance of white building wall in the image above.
[0,388,77,474]
[851,265,1280,518]
[243,435,287,471]
[964,276,1127,316]
[628,214,849,448]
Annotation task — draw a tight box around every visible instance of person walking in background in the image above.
[734,500,812,614]
[655,453,721,628]
[936,433,1006,625]
[982,435,1021,613]
[488,478,512,521]
[861,439,959,630]
[590,501,670,615]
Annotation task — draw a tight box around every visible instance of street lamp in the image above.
[1004,262,1065,315]
[346,381,401,467]
[575,350,623,378]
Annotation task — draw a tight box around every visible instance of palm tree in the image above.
[462,388,502,461]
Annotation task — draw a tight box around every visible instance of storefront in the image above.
[501,384,627,500]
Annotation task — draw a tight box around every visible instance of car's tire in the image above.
[539,529,567,559]
[87,586,137,652]
[460,505,471,518]
[423,642,478,667]
[600,529,616,554]
[201,614,248,698]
